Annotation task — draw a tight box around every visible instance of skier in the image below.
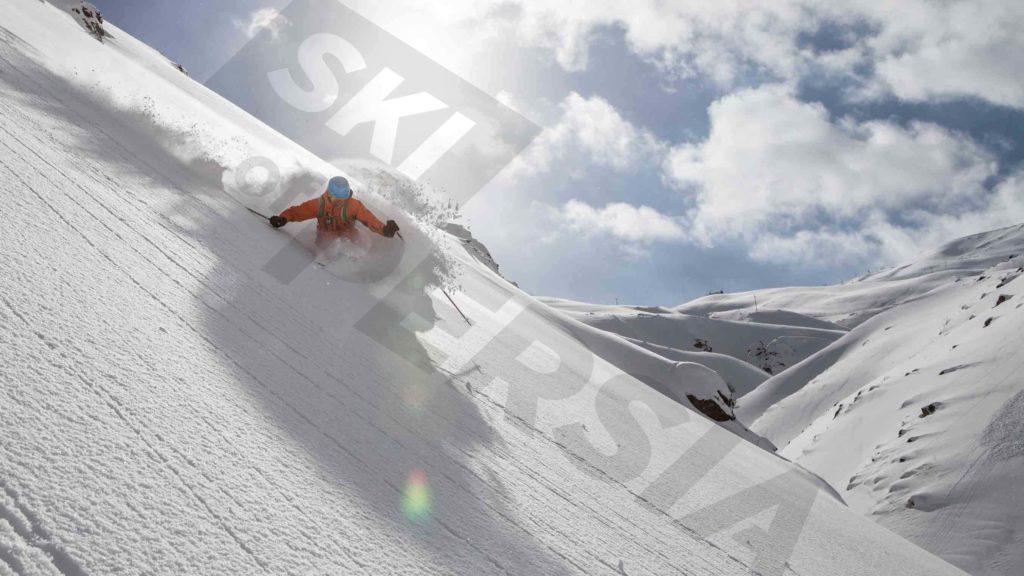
[269,176,400,252]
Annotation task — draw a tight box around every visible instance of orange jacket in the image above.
[280,192,386,235]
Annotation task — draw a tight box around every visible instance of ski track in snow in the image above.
[0,480,86,576]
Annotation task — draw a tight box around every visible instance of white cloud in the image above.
[498,1,812,83]
[747,182,1024,268]
[294,1,1024,111]
[557,199,686,248]
[511,92,665,177]
[664,84,1012,266]
[748,228,876,267]
[409,0,1024,108]
[863,0,1024,108]
[242,8,288,40]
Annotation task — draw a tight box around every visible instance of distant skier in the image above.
[269,176,400,251]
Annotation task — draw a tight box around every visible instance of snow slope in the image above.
[732,227,1024,575]
[0,2,967,575]
[543,298,845,395]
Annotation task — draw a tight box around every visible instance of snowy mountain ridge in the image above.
[662,224,1024,575]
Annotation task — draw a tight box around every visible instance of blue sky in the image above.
[91,0,1024,305]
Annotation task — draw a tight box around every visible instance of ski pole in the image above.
[441,288,472,326]
[387,227,464,323]
[246,207,270,220]
[390,229,465,324]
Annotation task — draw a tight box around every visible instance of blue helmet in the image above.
[327,176,352,199]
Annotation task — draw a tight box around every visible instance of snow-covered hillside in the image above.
[0,2,969,575]
[676,226,1024,575]
[543,299,846,396]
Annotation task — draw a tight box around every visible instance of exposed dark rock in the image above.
[686,394,733,422]
[69,2,109,42]
[692,338,712,352]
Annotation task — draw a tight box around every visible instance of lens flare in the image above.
[402,469,432,523]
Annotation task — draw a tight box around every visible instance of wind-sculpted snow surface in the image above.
[0,2,967,575]
[544,299,843,394]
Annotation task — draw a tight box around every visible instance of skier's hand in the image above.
[269,215,287,228]
[383,220,400,238]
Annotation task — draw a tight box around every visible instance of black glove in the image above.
[382,219,400,238]
[269,215,287,228]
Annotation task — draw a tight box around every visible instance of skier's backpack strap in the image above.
[318,194,335,229]
[341,199,348,223]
